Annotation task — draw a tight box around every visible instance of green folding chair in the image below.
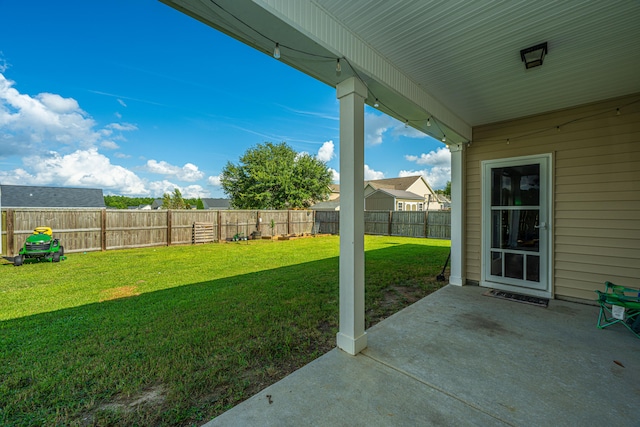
[595,281,640,339]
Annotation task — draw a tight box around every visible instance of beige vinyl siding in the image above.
[467,93,640,301]
[365,192,394,211]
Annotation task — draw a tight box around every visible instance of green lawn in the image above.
[0,235,450,426]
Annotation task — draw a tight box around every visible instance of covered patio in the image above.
[157,1,640,424]
[205,285,640,426]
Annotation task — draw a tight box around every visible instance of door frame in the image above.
[480,153,553,298]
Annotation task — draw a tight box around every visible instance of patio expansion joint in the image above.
[361,351,517,427]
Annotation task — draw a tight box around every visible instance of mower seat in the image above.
[595,281,640,339]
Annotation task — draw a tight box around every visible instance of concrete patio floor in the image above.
[205,285,640,426]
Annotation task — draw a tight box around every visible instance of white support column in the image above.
[336,77,367,355]
[449,143,466,286]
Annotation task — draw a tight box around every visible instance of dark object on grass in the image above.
[436,250,450,281]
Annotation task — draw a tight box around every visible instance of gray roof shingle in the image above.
[0,184,105,208]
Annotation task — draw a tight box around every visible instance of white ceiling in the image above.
[314,0,640,126]
[162,0,640,142]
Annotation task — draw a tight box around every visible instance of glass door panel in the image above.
[485,160,547,291]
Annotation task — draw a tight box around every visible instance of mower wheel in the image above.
[14,255,24,266]
[59,246,64,256]
[53,252,60,263]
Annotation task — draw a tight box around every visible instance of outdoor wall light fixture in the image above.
[520,42,547,69]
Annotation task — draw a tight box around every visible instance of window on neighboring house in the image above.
[397,202,403,211]
[418,202,423,211]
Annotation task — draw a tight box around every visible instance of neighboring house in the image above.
[310,198,340,211]
[162,1,640,356]
[365,189,425,211]
[201,198,231,210]
[0,184,105,208]
[314,176,445,211]
[150,199,164,209]
[365,176,441,211]
[328,184,340,201]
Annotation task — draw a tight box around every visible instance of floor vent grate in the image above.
[483,289,549,308]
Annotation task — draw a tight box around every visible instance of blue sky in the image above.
[0,0,451,198]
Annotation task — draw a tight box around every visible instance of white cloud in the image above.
[117,99,127,107]
[147,180,180,197]
[181,185,207,199]
[401,147,451,189]
[207,175,222,186]
[365,113,392,145]
[101,140,120,150]
[328,168,340,182]
[316,140,335,162]
[405,147,451,167]
[145,159,205,182]
[399,167,450,190]
[0,148,149,195]
[107,122,137,131]
[365,112,430,146]
[146,181,208,199]
[38,92,80,114]
[0,72,138,159]
[364,164,385,180]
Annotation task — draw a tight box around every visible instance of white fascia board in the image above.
[254,0,472,142]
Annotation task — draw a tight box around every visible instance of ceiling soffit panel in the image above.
[162,0,472,144]
[163,0,640,139]
[314,0,640,126]
[256,0,472,143]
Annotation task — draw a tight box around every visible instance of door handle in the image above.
[534,222,547,230]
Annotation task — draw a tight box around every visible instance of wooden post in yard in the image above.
[167,210,172,246]
[217,210,222,242]
[6,209,14,257]
[388,210,393,236]
[101,209,107,251]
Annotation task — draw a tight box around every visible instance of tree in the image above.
[436,181,451,199]
[162,188,186,209]
[221,142,332,209]
[103,195,154,209]
[196,198,205,210]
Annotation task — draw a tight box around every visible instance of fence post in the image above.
[388,210,392,236]
[167,210,172,246]
[287,210,291,235]
[101,209,107,251]
[6,209,14,257]
[424,210,429,239]
[217,210,222,242]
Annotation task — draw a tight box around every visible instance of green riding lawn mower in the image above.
[12,226,66,266]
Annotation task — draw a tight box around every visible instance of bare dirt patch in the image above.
[99,285,140,302]
[79,385,165,426]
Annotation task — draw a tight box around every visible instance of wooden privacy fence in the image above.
[315,210,451,239]
[0,209,316,256]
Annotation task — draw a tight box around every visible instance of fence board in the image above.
[365,211,391,235]
[427,211,451,239]
[220,210,258,240]
[289,210,314,235]
[106,210,168,250]
[314,210,340,235]
[10,209,103,254]
[314,209,451,239]
[2,207,444,256]
[259,211,288,237]
[391,211,427,238]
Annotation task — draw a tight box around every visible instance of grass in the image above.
[0,235,450,426]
